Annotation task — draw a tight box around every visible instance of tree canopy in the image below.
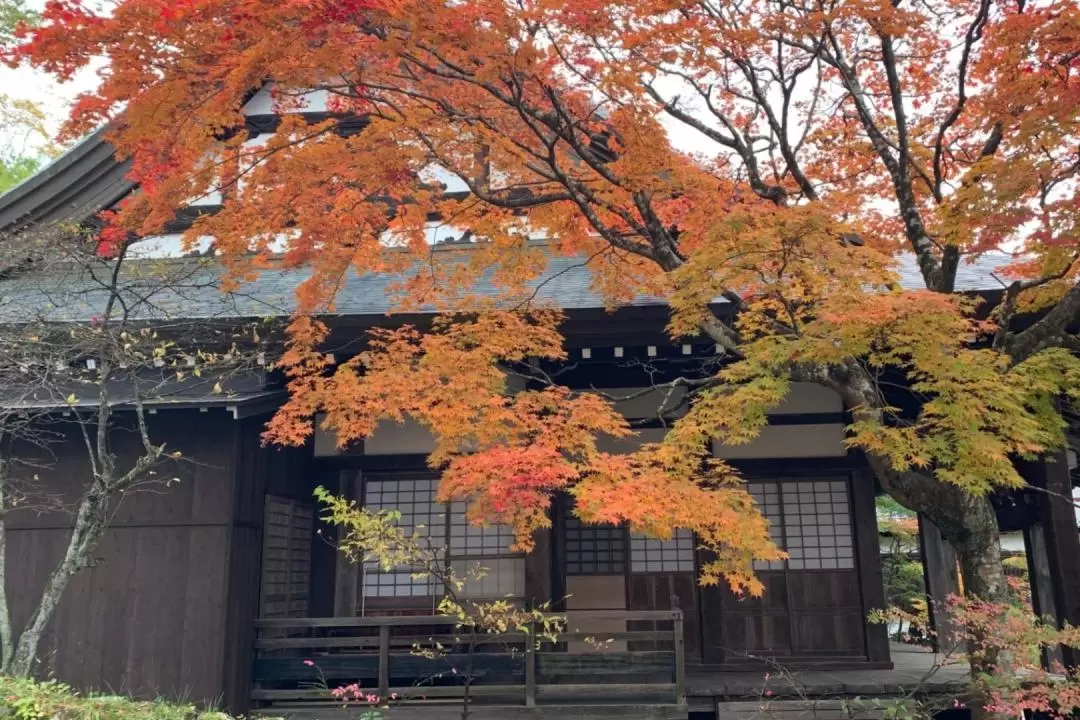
[8,0,1080,596]
[0,0,49,193]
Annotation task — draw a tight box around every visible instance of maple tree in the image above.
[7,0,1080,666]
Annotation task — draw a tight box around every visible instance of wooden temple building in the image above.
[0,88,1077,719]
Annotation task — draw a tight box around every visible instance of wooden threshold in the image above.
[691,659,895,672]
[253,704,687,720]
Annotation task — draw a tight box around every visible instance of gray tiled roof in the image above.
[0,249,1010,324]
[0,127,134,232]
[0,121,1012,325]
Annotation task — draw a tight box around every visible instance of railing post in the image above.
[525,620,537,707]
[672,610,686,707]
[378,623,390,706]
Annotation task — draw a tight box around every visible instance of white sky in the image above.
[1,0,102,153]
[0,0,1039,258]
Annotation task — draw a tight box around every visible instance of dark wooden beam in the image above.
[1024,523,1065,669]
[852,468,890,664]
[730,455,867,477]
[332,469,362,616]
[633,413,848,430]
[309,462,343,617]
[1019,451,1080,668]
[918,515,960,653]
[525,523,553,610]
[316,452,867,477]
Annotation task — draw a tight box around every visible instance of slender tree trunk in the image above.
[460,629,477,720]
[0,472,13,672]
[6,488,109,677]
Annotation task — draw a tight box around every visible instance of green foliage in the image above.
[314,485,565,646]
[876,496,927,641]
[0,677,228,720]
[0,0,37,44]
[0,154,40,193]
[0,0,51,194]
[886,559,927,610]
[876,495,915,521]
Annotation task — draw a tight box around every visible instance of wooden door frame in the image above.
[552,493,704,658]
[698,464,881,665]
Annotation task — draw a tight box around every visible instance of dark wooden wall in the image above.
[221,416,314,713]
[5,410,315,712]
[6,411,238,705]
[698,471,889,667]
[627,573,700,656]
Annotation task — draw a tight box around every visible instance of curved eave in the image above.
[0,125,134,233]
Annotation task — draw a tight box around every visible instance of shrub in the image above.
[0,677,226,720]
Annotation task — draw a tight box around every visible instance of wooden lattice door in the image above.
[259,496,314,618]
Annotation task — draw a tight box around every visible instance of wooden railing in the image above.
[252,610,686,709]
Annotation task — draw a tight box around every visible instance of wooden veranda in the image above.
[250,610,687,718]
[249,609,977,720]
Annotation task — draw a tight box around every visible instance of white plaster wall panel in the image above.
[242,84,329,115]
[420,164,470,194]
[564,575,628,653]
[380,220,473,247]
[127,234,215,259]
[595,428,668,454]
[233,132,273,200]
[770,382,844,415]
[364,417,438,455]
[188,188,223,206]
[603,386,688,420]
[711,424,847,459]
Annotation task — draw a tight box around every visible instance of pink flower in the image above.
[391,693,399,700]
[332,683,362,700]
[303,660,315,667]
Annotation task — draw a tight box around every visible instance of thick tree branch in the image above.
[642,80,789,206]
[823,30,953,291]
[1005,281,1080,363]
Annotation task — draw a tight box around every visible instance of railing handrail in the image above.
[254,608,682,629]
[252,609,688,709]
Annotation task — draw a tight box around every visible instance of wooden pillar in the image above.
[1024,523,1065,669]
[333,469,361,616]
[524,519,553,609]
[1019,451,1080,669]
[309,462,341,617]
[852,470,890,663]
[549,494,568,613]
[919,514,961,653]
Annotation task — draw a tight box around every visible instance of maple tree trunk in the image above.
[815,361,1008,674]
[937,494,1008,673]
[868,458,1008,684]
[878,465,1008,609]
